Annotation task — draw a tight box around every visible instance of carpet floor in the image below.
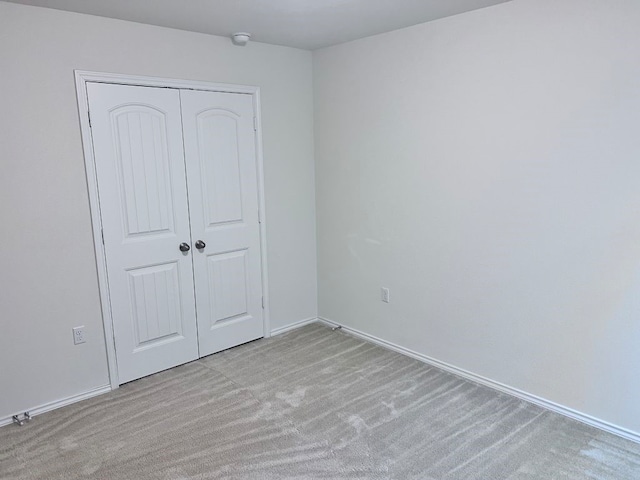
[1,322,639,479]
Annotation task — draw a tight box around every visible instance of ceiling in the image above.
[5,0,511,50]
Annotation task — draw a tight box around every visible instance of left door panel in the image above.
[87,83,198,384]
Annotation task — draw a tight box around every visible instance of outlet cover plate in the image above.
[73,326,86,345]
[381,287,390,303]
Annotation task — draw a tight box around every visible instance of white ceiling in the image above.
[5,0,511,50]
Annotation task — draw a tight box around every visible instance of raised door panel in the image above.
[197,111,243,226]
[181,89,264,356]
[206,249,249,326]
[127,262,184,349]
[112,107,175,238]
[87,82,199,384]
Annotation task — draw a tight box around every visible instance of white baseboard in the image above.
[270,317,319,337]
[0,385,112,428]
[4,320,638,445]
[317,317,640,444]
[0,318,319,429]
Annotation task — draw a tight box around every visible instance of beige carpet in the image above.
[1,323,639,479]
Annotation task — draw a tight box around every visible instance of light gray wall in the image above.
[0,1,317,419]
[314,0,640,434]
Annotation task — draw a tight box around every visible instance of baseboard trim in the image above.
[0,385,112,428]
[0,318,319,429]
[270,317,319,337]
[317,317,640,444]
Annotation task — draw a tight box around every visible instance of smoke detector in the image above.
[232,32,251,46]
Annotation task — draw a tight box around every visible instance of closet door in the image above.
[180,90,264,357]
[87,83,199,383]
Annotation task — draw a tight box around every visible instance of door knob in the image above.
[179,242,191,252]
[195,240,206,249]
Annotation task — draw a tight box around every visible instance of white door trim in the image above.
[74,70,271,389]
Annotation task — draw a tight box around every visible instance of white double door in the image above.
[87,83,263,384]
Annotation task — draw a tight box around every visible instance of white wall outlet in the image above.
[381,287,390,303]
[72,326,86,345]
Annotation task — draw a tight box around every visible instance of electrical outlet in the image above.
[381,287,390,303]
[72,326,86,345]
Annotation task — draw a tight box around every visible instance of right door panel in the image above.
[180,90,264,357]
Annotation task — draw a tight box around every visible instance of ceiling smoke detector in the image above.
[232,32,251,46]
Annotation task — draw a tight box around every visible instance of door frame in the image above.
[74,70,271,389]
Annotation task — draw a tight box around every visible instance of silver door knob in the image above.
[179,242,191,252]
[195,240,206,249]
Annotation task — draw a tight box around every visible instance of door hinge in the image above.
[258,208,262,224]
[253,116,258,131]
[88,110,92,128]
[100,229,104,244]
[262,296,265,309]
